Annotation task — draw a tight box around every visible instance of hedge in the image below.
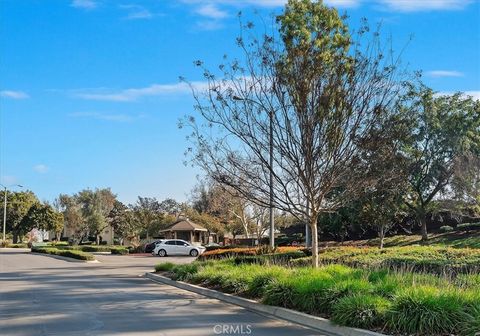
[233,251,307,265]
[31,246,95,261]
[457,222,480,232]
[6,243,28,248]
[289,246,480,275]
[198,246,304,260]
[54,245,128,254]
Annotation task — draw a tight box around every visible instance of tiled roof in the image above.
[160,218,208,232]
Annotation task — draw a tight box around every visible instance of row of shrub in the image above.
[5,243,28,248]
[440,222,480,233]
[52,245,129,255]
[31,246,95,261]
[289,246,480,275]
[198,246,305,260]
[155,260,480,336]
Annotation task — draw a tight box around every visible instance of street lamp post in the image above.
[233,96,275,248]
[1,184,23,243]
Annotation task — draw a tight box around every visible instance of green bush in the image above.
[291,246,480,275]
[386,286,469,335]
[233,251,306,265]
[247,267,290,298]
[155,262,175,272]
[6,243,28,248]
[54,245,128,254]
[457,222,480,232]
[110,247,128,255]
[171,264,199,281]
[128,245,145,254]
[332,294,391,329]
[460,304,480,336]
[31,246,95,261]
[439,225,454,233]
[163,258,480,335]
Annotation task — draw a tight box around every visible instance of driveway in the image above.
[0,248,325,336]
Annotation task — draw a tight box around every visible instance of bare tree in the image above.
[183,0,406,267]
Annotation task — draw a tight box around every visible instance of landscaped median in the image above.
[31,246,96,261]
[52,245,129,255]
[153,252,480,336]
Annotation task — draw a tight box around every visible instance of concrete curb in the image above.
[145,272,387,336]
[31,252,100,263]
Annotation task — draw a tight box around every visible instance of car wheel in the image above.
[158,249,167,257]
[189,249,199,257]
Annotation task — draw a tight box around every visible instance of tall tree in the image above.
[58,194,85,244]
[77,188,116,244]
[402,86,480,240]
[130,197,168,239]
[184,0,405,266]
[108,200,139,245]
[0,191,39,243]
[22,203,64,241]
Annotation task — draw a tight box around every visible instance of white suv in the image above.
[152,239,206,257]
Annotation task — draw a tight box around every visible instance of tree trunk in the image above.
[419,211,428,241]
[379,225,385,249]
[310,216,319,268]
[12,233,18,244]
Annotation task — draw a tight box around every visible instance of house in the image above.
[159,218,210,245]
[61,224,115,245]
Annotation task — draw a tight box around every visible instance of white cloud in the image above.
[71,0,98,10]
[376,0,472,12]
[196,4,228,18]
[73,81,208,102]
[33,164,49,174]
[426,70,464,78]
[437,90,480,100]
[119,5,153,20]
[0,90,29,99]
[69,112,142,122]
[324,0,361,8]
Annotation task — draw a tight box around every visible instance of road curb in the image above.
[145,272,386,336]
[31,252,100,263]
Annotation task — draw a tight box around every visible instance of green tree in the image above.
[77,188,116,244]
[403,86,480,240]
[0,191,39,243]
[58,194,85,244]
[22,203,64,241]
[130,197,164,239]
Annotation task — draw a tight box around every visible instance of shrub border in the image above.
[145,272,385,336]
[31,247,98,263]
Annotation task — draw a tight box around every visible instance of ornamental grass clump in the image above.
[162,259,480,335]
[154,262,175,272]
[386,286,470,335]
[332,294,391,329]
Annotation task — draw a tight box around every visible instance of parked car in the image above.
[144,240,164,253]
[152,239,206,257]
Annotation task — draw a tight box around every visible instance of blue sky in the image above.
[1,0,479,205]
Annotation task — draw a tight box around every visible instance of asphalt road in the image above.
[0,248,325,336]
